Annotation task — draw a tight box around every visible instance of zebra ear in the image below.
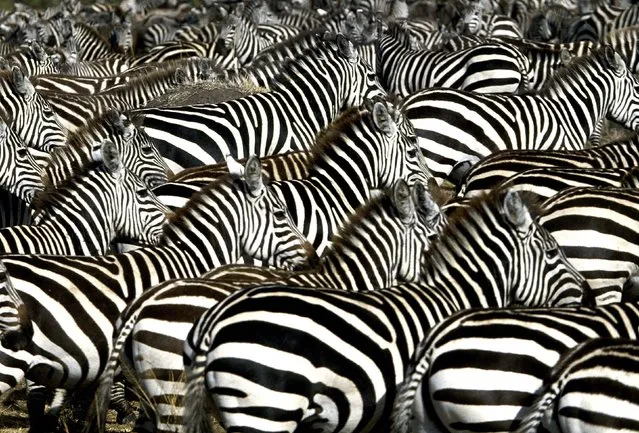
[12,67,34,99]
[559,48,573,66]
[244,155,264,195]
[0,57,10,71]
[30,41,47,63]
[501,190,533,233]
[392,179,414,222]
[372,102,397,137]
[412,182,440,224]
[603,46,625,75]
[175,68,188,85]
[336,34,357,62]
[226,154,245,178]
[100,140,123,176]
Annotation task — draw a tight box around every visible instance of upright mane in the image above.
[422,189,541,265]
[305,106,367,169]
[160,175,247,242]
[42,112,124,187]
[540,46,611,94]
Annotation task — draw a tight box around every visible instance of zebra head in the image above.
[501,189,589,307]
[0,260,32,352]
[421,188,589,308]
[1,66,67,152]
[602,46,639,132]
[394,180,444,283]
[109,110,171,188]
[0,119,44,204]
[367,100,433,189]
[321,33,386,110]
[98,139,170,246]
[228,155,317,271]
[458,0,483,35]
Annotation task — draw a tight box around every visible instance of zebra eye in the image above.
[138,189,150,198]
[408,148,417,157]
[141,146,153,154]
[545,246,559,259]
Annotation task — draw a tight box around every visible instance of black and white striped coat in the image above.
[400,47,639,184]
[181,189,588,433]
[391,303,639,433]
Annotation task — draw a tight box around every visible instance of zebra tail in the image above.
[183,352,214,433]
[513,382,561,433]
[390,349,432,433]
[92,310,141,433]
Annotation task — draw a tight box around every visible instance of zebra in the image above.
[2,41,61,76]
[0,139,169,255]
[176,99,431,255]
[568,2,639,41]
[0,139,169,431]
[390,303,639,433]
[181,187,589,433]
[538,186,639,305]
[457,0,524,39]
[0,66,67,152]
[40,59,209,132]
[470,166,639,201]
[0,155,316,430]
[0,118,44,204]
[0,109,170,229]
[95,180,442,433]
[134,33,385,172]
[376,29,531,98]
[458,134,639,196]
[514,337,639,433]
[399,46,639,185]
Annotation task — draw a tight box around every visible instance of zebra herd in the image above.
[1,0,639,432]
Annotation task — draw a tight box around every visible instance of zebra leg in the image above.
[111,379,137,424]
[26,382,55,433]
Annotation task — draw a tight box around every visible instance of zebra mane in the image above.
[319,187,394,261]
[541,46,616,94]
[306,106,367,168]
[605,25,639,41]
[31,159,107,216]
[161,175,248,241]
[42,112,125,188]
[268,38,338,93]
[422,188,541,263]
[105,60,199,97]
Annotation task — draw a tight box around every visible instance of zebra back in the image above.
[391,303,639,433]
[459,135,639,196]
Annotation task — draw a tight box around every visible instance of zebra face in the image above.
[505,193,589,307]
[605,49,639,132]
[5,67,67,152]
[123,125,171,188]
[395,111,434,187]
[0,261,32,352]
[237,156,316,270]
[114,170,170,246]
[0,121,43,203]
